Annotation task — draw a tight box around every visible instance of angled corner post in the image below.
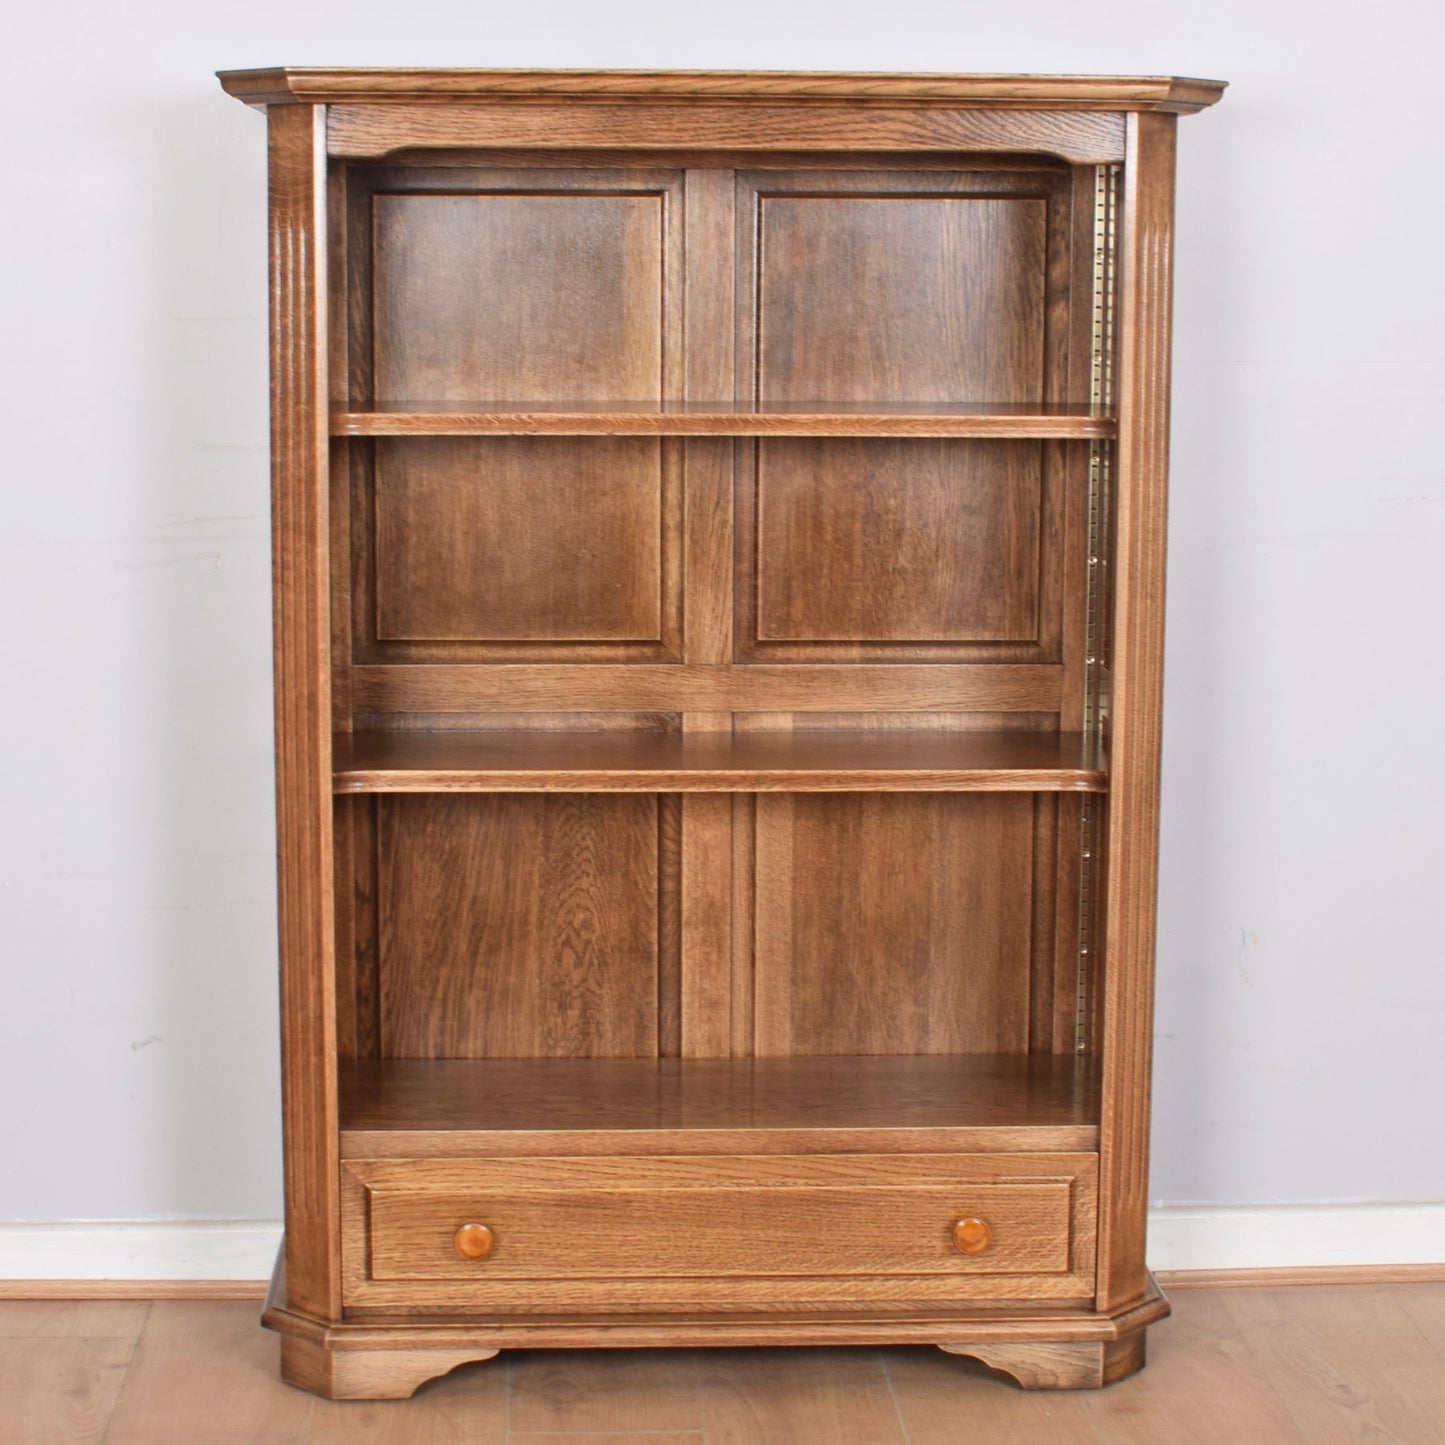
[1096,109,1178,1313]
[265,99,340,1324]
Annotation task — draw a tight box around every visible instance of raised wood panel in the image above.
[376,794,666,1058]
[754,438,1043,644]
[373,437,667,642]
[371,180,675,402]
[753,793,1036,1057]
[752,192,1050,403]
[733,168,1082,665]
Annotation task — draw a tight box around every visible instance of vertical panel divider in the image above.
[679,167,740,1058]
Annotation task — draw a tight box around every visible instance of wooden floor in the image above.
[3,1285,1444,1443]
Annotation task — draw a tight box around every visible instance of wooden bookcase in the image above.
[218,68,1224,1399]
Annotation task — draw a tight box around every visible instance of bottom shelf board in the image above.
[339,1054,1099,1158]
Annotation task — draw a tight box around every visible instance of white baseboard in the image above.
[0,1222,283,1281]
[0,1206,1440,1281]
[1148,1202,1445,1271]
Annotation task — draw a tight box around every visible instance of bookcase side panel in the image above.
[268,101,342,1321]
[1096,111,1178,1312]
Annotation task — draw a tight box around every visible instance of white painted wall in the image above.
[3,0,1442,1268]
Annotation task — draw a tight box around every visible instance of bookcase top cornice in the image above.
[217,68,1226,114]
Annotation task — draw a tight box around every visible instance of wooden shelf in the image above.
[338,1055,1100,1158]
[332,728,1106,794]
[331,400,1116,439]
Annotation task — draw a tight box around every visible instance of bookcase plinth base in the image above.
[264,1255,1168,1401]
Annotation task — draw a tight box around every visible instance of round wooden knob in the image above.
[952,1217,992,1255]
[453,1223,494,1260]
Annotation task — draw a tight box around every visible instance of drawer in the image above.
[342,1153,1097,1309]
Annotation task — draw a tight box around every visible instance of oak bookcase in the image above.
[218,67,1224,1399]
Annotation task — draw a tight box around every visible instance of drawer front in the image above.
[343,1153,1097,1310]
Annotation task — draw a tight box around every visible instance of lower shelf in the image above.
[338,1054,1099,1157]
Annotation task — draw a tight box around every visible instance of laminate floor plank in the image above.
[305,1358,507,1443]
[0,1300,150,1340]
[884,1345,1113,1444]
[4,1286,1443,1442]
[1221,1284,1445,1444]
[507,1435,705,1444]
[0,1338,135,1445]
[696,1347,908,1444]
[102,1301,314,1445]
[884,1290,1302,1443]
[1393,1282,1445,1363]
[507,1348,704,1434]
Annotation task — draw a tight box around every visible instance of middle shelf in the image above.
[332,728,1106,794]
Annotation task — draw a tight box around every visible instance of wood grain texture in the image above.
[0,1283,259,1302]
[218,68,1227,111]
[336,1054,1100,1156]
[104,1301,314,1443]
[353,164,686,661]
[749,179,1056,406]
[940,1334,1144,1388]
[1220,1285,1445,1442]
[222,67,1220,1393]
[332,728,1105,793]
[46,1285,1445,1428]
[673,167,739,1061]
[281,1334,499,1401]
[370,176,677,403]
[1160,1263,1445,1288]
[359,1158,1081,1281]
[893,1290,1287,1441]
[500,1433,701,1444]
[0,1338,136,1443]
[697,1348,907,1444]
[1095,112,1176,1315]
[753,439,1045,644]
[753,794,1037,1057]
[36,1266,1445,1302]
[267,101,341,1324]
[508,1348,703,1434]
[678,795,734,1058]
[731,166,1084,667]
[0,1302,151,1335]
[341,1154,1097,1308]
[372,437,667,642]
[349,662,1066,714]
[324,105,1130,164]
[334,400,1117,438]
[275,1270,1166,1342]
[377,794,662,1058]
